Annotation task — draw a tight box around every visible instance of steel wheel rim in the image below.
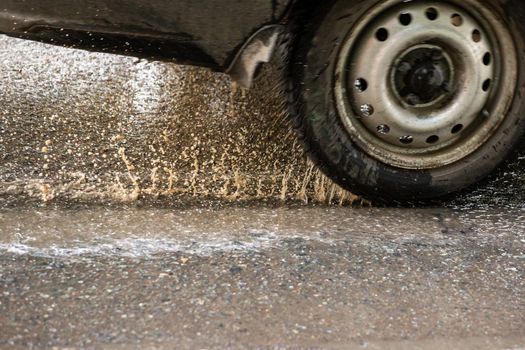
[334,0,518,170]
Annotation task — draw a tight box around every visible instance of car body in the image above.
[0,0,293,87]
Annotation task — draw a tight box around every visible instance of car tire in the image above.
[289,0,525,203]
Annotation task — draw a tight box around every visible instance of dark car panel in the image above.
[0,0,291,69]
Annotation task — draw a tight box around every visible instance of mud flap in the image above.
[226,25,285,88]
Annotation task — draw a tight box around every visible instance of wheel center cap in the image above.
[393,45,452,106]
[409,63,444,96]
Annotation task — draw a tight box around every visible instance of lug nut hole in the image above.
[399,13,412,26]
[354,78,368,92]
[425,8,439,21]
[399,135,414,144]
[451,124,464,134]
[451,14,463,26]
[483,52,491,66]
[472,29,481,42]
[482,79,491,92]
[426,135,439,144]
[377,124,390,134]
[376,28,389,41]
[360,104,374,117]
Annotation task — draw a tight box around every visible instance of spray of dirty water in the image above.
[0,36,363,206]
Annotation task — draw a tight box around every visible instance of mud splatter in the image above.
[0,36,362,206]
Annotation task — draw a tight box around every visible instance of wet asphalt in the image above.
[1,36,525,349]
[0,206,524,349]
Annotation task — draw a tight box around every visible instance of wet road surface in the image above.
[0,35,360,206]
[1,34,525,350]
[0,206,524,349]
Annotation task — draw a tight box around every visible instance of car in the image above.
[1,0,524,203]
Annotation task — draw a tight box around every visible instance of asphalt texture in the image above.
[1,36,525,349]
[0,206,524,349]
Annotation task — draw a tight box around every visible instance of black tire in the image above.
[289,0,525,204]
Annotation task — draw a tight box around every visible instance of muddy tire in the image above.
[289,0,525,203]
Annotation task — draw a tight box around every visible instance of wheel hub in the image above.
[394,46,451,105]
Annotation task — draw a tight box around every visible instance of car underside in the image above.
[0,0,293,86]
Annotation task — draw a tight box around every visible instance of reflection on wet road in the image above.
[1,206,523,349]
